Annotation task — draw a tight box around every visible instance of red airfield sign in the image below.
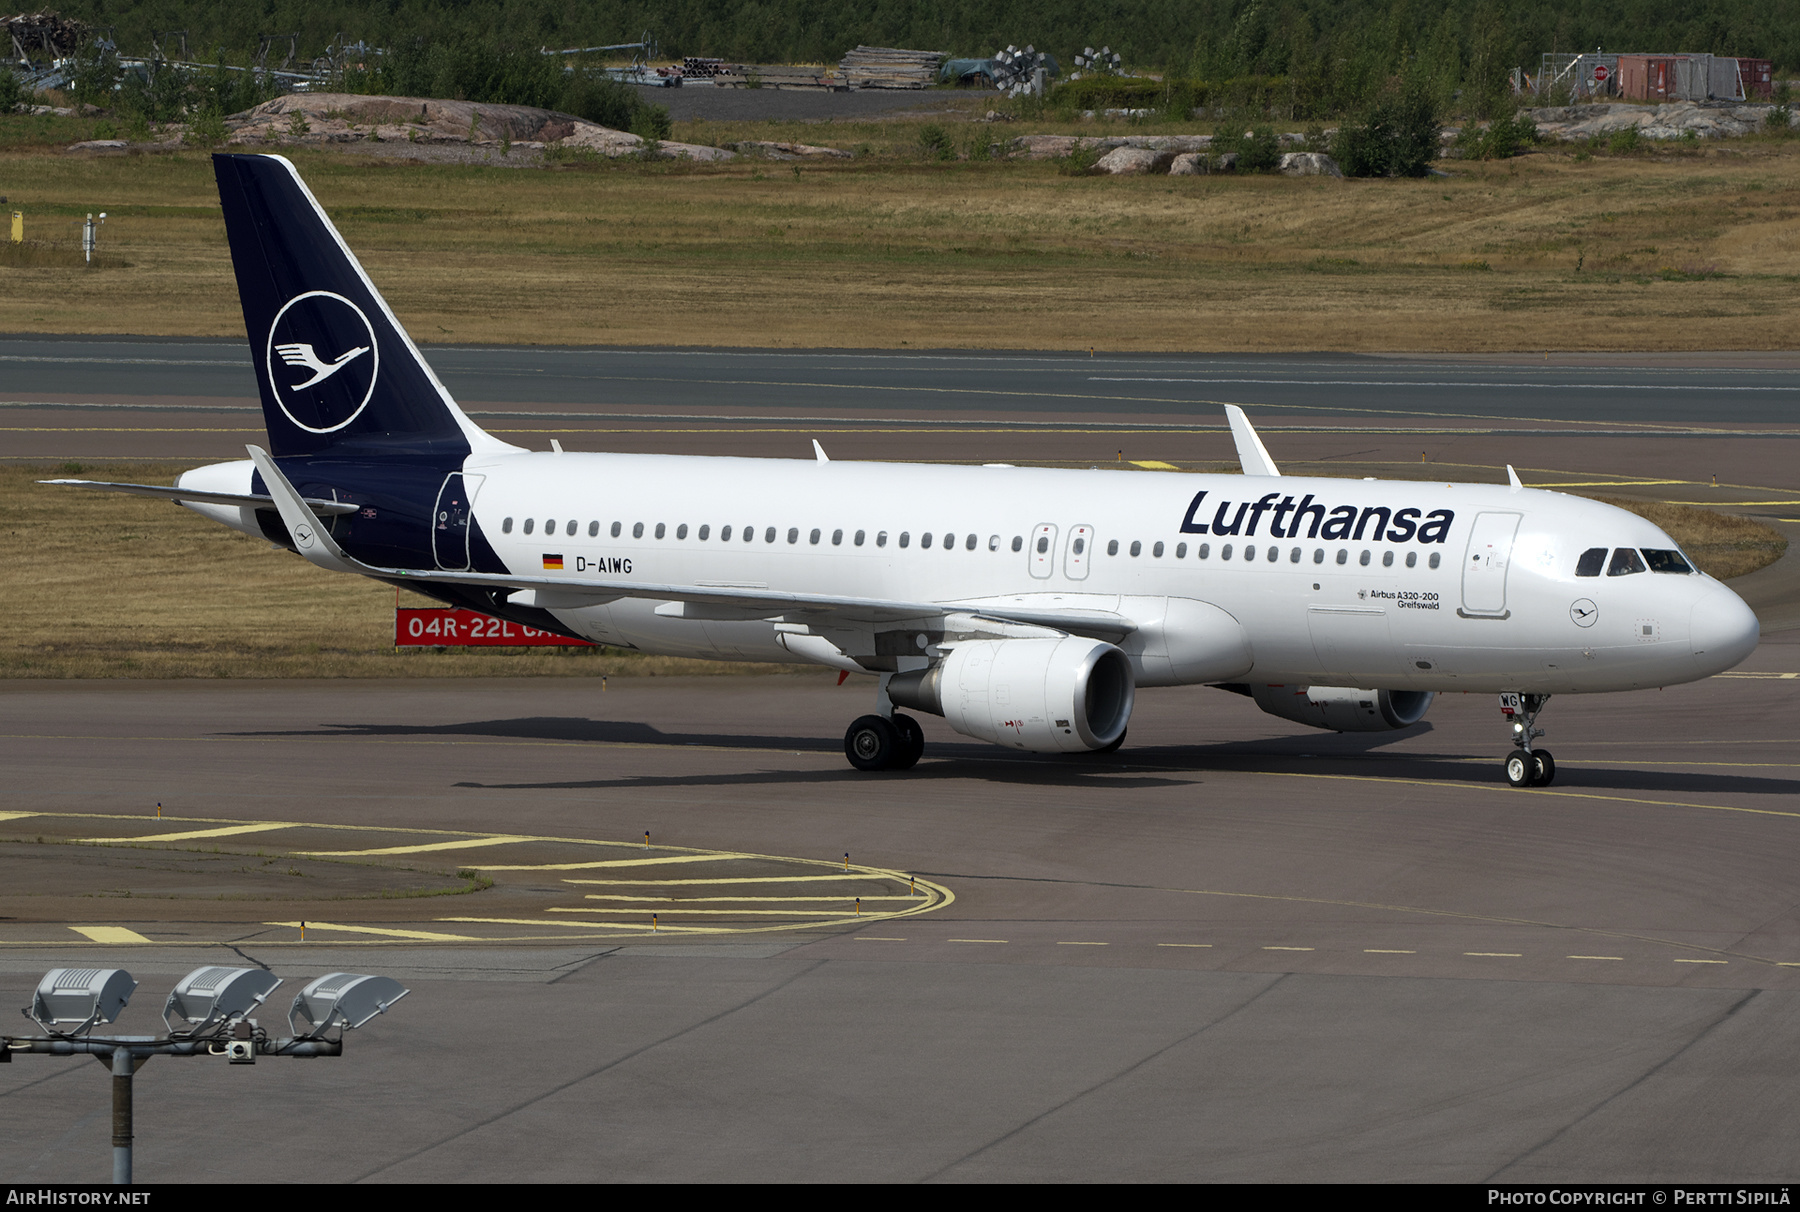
[396,607,593,647]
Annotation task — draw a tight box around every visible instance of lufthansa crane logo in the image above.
[264,291,380,433]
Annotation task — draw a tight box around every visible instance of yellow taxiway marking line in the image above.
[948,938,1007,944]
[481,854,751,872]
[1158,943,1213,948]
[266,920,477,941]
[1674,958,1729,964]
[1663,500,1800,506]
[436,917,706,932]
[0,811,38,822]
[1714,672,1800,680]
[550,906,866,917]
[1263,946,1314,952]
[70,926,152,944]
[564,874,904,885]
[1569,956,1624,961]
[1130,460,1180,470]
[1365,949,1417,954]
[299,835,531,856]
[580,894,918,903]
[1466,952,1523,957]
[1530,480,1690,487]
[855,936,907,942]
[79,822,295,844]
[1057,941,1108,946]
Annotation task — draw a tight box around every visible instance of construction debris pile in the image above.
[4,9,89,59]
[837,46,945,89]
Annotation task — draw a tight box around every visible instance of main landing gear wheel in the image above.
[1505,752,1532,787]
[890,713,925,771]
[845,714,898,771]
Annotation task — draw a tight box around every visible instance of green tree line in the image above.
[32,0,1798,73]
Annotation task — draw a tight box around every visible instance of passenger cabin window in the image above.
[987,535,999,551]
[787,527,799,544]
[1429,553,1441,569]
[922,532,934,549]
[677,524,688,539]
[1608,548,1648,576]
[564,520,574,537]
[1011,536,1023,552]
[720,525,732,541]
[899,532,910,548]
[1643,549,1692,574]
[1336,549,1348,565]
[1037,536,1050,554]
[1129,541,1141,557]
[1382,551,1394,567]
[611,522,622,538]
[1175,542,1187,558]
[1576,547,1607,577]
[1313,549,1323,563]
[877,531,888,548]
[1106,539,1119,556]
[588,521,598,537]
[699,525,711,540]
[1359,550,1371,566]
[632,522,644,539]
[502,517,513,534]
[523,518,535,535]
[1405,552,1416,568]
[765,527,777,543]
[810,528,821,545]
[854,530,865,546]
[1198,543,1211,559]
[1222,544,1234,560]
[965,534,977,551]
[1291,548,1302,563]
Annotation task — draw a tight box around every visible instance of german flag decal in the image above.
[542,554,564,570]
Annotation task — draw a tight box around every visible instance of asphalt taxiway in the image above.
[2,342,1798,1181]
[2,652,1799,1182]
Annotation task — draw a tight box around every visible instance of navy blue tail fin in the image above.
[214,153,507,461]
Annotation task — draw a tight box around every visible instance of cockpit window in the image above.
[1642,549,1693,574]
[1607,548,1648,576]
[1575,547,1607,577]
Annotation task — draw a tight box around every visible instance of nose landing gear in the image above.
[1500,693,1554,787]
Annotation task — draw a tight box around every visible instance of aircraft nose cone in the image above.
[1690,586,1759,676]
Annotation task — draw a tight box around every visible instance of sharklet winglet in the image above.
[1225,405,1280,477]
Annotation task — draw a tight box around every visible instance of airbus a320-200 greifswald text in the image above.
[48,154,1760,783]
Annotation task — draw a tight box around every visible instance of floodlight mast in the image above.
[3,965,408,1184]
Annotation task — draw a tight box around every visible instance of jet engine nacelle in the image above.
[889,637,1135,753]
[1248,683,1435,732]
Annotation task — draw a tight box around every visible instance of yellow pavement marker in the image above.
[1158,943,1213,948]
[0,811,38,823]
[1674,958,1728,964]
[1057,941,1108,946]
[1365,949,1416,954]
[1263,946,1314,951]
[579,894,918,903]
[855,936,907,942]
[949,938,1007,943]
[1465,952,1523,957]
[70,926,151,944]
[564,874,902,885]
[1569,955,1623,961]
[265,920,476,941]
[79,822,295,844]
[549,906,858,917]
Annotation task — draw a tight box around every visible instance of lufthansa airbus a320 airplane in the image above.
[49,154,1761,782]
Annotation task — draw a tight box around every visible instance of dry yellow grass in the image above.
[0,462,809,678]
[0,134,1797,350]
[0,462,1781,678]
[1598,496,1788,580]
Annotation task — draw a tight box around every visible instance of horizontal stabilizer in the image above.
[41,478,359,515]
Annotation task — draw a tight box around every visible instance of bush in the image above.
[917,123,955,161]
[559,69,668,138]
[1334,85,1440,177]
[1455,111,1539,160]
[1213,124,1280,171]
[1608,126,1641,154]
[0,68,27,115]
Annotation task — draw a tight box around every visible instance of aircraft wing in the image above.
[243,446,1135,638]
[42,478,361,516]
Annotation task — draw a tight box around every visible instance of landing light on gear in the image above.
[1499,693,1554,787]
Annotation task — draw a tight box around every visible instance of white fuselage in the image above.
[450,451,1758,695]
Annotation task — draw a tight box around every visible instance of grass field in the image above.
[1,461,1782,679]
[1,116,1797,351]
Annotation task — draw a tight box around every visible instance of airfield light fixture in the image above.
[162,965,283,1036]
[288,972,410,1037]
[25,967,137,1035]
[6,965,411,1184]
